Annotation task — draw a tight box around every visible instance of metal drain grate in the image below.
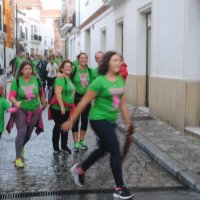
[0,186,188,199]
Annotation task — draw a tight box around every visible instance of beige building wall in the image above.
[125,75,200,131]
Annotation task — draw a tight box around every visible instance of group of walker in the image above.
[0,50,133,199]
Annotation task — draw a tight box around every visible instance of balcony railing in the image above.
[31,34,42,42]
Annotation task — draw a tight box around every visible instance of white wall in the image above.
[71,0,199,81]
[186,0,200,80]
[80,0,103,24]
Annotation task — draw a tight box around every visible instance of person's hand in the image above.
[41,103,47,111]
[127,123,134,136]
[61,106,66,115]
[57,72,64,78]
[61,119,73,131]
[14,101,21,108]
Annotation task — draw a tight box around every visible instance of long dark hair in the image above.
[59,60,72,73]
[98,51,120,75]
[15,60,35,79]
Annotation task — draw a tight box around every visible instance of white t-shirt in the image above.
[46,63,58,78]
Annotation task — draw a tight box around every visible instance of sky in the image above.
[41,0,62,10]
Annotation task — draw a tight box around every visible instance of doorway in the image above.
[146,12,151,107]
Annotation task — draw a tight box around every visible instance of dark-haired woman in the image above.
[8,61,46,168]
[46,55,58,89]
[71,53,93,153]
[61,51,134,199]
[48,60,75,154]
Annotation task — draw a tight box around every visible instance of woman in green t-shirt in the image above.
[9,61,46,168]
[49,60,75,154]
[61,51,134,199]
[71,53,93,153]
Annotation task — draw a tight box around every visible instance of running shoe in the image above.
[73,142,80,153]
[70,164,84,187]
[15,158,24,168]
[80,140,88,150]
[62,146,71,154]
[53,148,61,154]
[113,186,134,199]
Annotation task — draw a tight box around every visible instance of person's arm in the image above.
[120,95,133,133]
[61,90,97,131]
[9,79,21,108]
[9,96,21,108]
[55,86,65,115]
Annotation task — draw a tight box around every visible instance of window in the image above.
[101,28,107,51]
[116,21,124,55]
[31,25,34,39]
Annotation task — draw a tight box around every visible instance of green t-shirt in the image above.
[92,67,99,80]
[10,76,41,111]
[15,57,27,71]
[72,65,93,95]
[54,57,64,67]
[89,75,125,123]
[51,77,75,111]
[0,97,10,133]
[31,59,40,74]
[72,60,79,67]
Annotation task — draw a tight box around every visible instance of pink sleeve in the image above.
[9,91,17,99]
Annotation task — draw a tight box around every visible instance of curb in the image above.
[117,124,200,193]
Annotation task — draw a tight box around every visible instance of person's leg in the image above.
[52,109,62,152]
[83,120,124,188]
[60,112,71,153]
[80,104,91,150]
[24,110,40,145]
[70,120,107,187]
[72,117,80,152]
[72,98,81,152]
[47,77,50,89]
[0,132,2,139]
[14,110,28,158]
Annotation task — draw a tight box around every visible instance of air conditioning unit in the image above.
[102,0,121,6]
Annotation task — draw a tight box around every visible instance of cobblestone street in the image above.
[0,109,182,195]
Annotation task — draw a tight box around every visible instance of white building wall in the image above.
[79,0,103,24]
[186,0,200,81]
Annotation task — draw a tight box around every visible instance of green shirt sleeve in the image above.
[54,78,65,88]
[10,79,17,92]
[89,77,102,94]
[3,98,10,110]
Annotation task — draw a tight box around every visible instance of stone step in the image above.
[185,127,200,140]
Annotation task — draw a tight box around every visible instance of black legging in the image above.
[72,94,91,132]
[81,120,124,188]
[51,109,70,150]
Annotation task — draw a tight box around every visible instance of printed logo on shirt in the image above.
[109,88,125,109]
[78,73,89,88]
[22,84,36,101]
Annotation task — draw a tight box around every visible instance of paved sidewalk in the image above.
[117,105,200,192]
